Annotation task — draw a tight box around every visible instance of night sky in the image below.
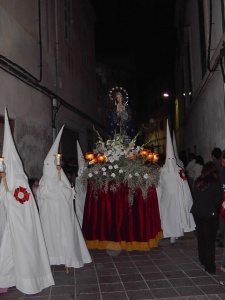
[90,0,177,122]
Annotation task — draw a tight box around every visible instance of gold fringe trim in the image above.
[85,231,163,251]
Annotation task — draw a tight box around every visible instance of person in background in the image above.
[211,148,224,248]
[186,153,196,190]
[65,157,78,187]
[211,147,222,174]
[193,156,204,183]
[191,161,222,274]
[220,150,225,273]
[64,168,74,188]
[179,150,188,168]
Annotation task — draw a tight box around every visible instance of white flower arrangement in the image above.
[78,130,161,206]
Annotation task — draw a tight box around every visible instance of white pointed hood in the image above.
[77,140,86,176]
[40,125,70,190]
[0,108,55,293]
[44,125,64,166]
[163,120,179,173]
[173,131,184,168]
[1,107,28,190]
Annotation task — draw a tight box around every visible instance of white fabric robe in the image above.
[75,141,87,228]
[158,167,196,238]
[0,188,54,294]
[74,178,86,228]
[38,175,92,268]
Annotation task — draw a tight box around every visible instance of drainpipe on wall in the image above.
[52,98,61,141]
[53,0,60,141]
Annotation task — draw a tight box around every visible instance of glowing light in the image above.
[163,93,169,97]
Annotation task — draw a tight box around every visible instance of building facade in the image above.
[175,0,225,161]
[0,0,107,179]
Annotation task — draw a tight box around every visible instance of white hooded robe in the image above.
[0,108,54,294]
[157,121,195,238]
[74,140,87,228]
[37,126,92,268]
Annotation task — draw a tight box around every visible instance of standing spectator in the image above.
[186,153,196,189]
[192,156,204,183]
[211,148,224,247]
[191,161,222,274]
[221,150,225,272]
[179,150,188,168]
[211,147,222,174]
[62,157,77,187]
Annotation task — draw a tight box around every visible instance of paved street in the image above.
[2,232,225,300]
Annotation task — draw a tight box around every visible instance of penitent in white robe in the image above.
[0,107,54,294]
[158,167,196,238]
[74,140,87,228]
[0,188,54,294]
[75,177,86,228]
[38,175,92,268]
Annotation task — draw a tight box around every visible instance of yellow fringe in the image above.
[85,231,163,252]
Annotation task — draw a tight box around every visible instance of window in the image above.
[64,0,71,43]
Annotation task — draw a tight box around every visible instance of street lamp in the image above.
[163,93,169,98]
[162,92,174,131]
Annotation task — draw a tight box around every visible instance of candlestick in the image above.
[0,172,9,192]
[0,158,8,192]
[56,165,61,181]
[54,154,62,166]
[0,157,6,172]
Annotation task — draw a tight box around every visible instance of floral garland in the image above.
[77,131,161,206]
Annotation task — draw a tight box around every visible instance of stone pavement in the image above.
[1,232,225,300]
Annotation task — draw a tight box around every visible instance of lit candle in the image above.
[153,154,159,163]
[54,154,62,166]
[140,149,149,157]
[0,157,6,172]
[97,154,106,162]
[128,154,136,160]
[91,157,98,164]
[85,152,95,161]
[146,153,154,161]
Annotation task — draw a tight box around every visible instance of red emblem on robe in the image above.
[179,169,187,181]
[14,186,30,204]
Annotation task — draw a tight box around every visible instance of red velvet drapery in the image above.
[82,181,163,251]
